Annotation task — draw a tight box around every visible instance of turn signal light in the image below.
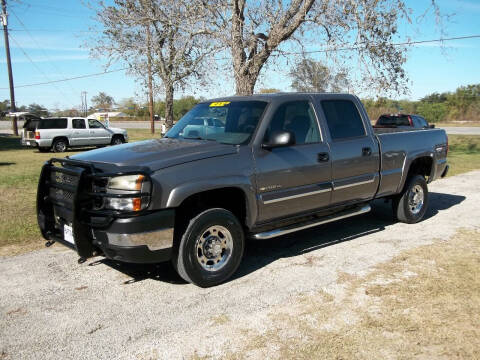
[35,131,40,139]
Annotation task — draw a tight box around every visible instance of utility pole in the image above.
[1,0,17,135]
[81,91,87,117]
[146,24,154,134]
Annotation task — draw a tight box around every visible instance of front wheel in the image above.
[172,208,245,287]
[111,135,124,145]
[392,175,429,224]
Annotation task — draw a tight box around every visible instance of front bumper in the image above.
[91,209,175,263]
[37,158,174,264]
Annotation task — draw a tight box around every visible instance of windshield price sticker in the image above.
[209,101,230,107]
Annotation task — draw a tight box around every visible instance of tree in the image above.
[91,92,115,110]
[93,0,218,129]
[289,59,349,93]
[27,103,49,117]
[205,0,440,95]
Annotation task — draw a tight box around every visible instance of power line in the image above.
[1,34,480,90]
[8,33,69,99]
[0,68,129,89]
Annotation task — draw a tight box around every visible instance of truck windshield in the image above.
[165,101,268,145]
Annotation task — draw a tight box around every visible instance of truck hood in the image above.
[70,138,238,171]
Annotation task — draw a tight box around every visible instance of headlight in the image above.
[102,174,151,212]
[108,174,146,191]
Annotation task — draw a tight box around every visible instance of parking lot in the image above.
[1,171,479,359]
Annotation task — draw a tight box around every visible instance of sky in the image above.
[1,0,480,110]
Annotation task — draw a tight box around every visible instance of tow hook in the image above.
[78,257,87,264]
[45,240,55,247]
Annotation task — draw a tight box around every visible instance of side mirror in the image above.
[262,130,296,150]
[429,124,435,128]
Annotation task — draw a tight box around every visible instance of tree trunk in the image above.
[234,72,257,95]
[146,25,155,134]
[164,83,174,130]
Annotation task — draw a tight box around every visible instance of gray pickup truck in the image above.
[37,93,449,287]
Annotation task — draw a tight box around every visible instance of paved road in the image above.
[0,171,479,359]
[1,120,480,135]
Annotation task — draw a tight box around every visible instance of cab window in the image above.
[88,119,104,129]
[265,101,321,145]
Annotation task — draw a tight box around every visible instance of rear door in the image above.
[88,119,111,145]
[318,98,380,205]
[71,118,90,146]
[254,98,332,223]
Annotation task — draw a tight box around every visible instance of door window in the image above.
[72,119,86,129]
[322,100,366,140]
[88,119,105,129]
[265,101,321,145]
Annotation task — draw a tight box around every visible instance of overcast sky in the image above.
[1,0,480,110]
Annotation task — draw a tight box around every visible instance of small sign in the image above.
[64,224,74,244]
[209,101,230,107]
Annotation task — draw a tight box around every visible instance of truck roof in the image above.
[201,92,358,103]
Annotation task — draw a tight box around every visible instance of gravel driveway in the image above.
[1,171,479,359]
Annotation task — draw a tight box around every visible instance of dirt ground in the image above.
[0,171,479,359]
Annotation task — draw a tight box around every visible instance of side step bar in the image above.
[251,204,371,240]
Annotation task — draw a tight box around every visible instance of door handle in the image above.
[317,152,329,162]
[362,147,372,156]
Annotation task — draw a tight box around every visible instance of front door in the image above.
[88,119,111,145]
[319,99,379,205]
[254,99,332,223]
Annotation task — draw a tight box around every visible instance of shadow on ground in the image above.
[95,192,465,285]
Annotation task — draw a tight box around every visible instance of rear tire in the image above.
[172,208,245,287]
[392,175,429,224]
[52,139,68,153]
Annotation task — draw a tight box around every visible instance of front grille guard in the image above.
[37,157,152,258]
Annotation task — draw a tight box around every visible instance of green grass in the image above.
[0,133,479,255]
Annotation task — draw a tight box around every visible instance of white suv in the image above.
[21,117,129,152]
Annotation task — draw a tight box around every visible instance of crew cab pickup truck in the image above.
[22,117,128,152]
[37,94,449,287]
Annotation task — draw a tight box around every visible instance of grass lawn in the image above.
[0,133,479,255]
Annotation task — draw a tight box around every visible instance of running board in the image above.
[251,204,371,240]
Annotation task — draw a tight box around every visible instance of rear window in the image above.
[321,100,366,140]
[377,115,410,126]
[37,118,68,129]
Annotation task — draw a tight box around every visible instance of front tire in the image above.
[111,135,124,145]
[393,175,429,224]
[173,208,245,287]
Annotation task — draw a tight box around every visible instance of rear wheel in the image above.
[111,135,124,145]
[393,175,429,223]
[52,139,68,153]
[172,208,245,287]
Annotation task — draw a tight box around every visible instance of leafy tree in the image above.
[290,59,349,92]
[0,99,10,113]
[27,103,49,117]
[91,92,115,110]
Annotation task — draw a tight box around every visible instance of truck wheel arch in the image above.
[168,185,256,229]
[399,155,434,192]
